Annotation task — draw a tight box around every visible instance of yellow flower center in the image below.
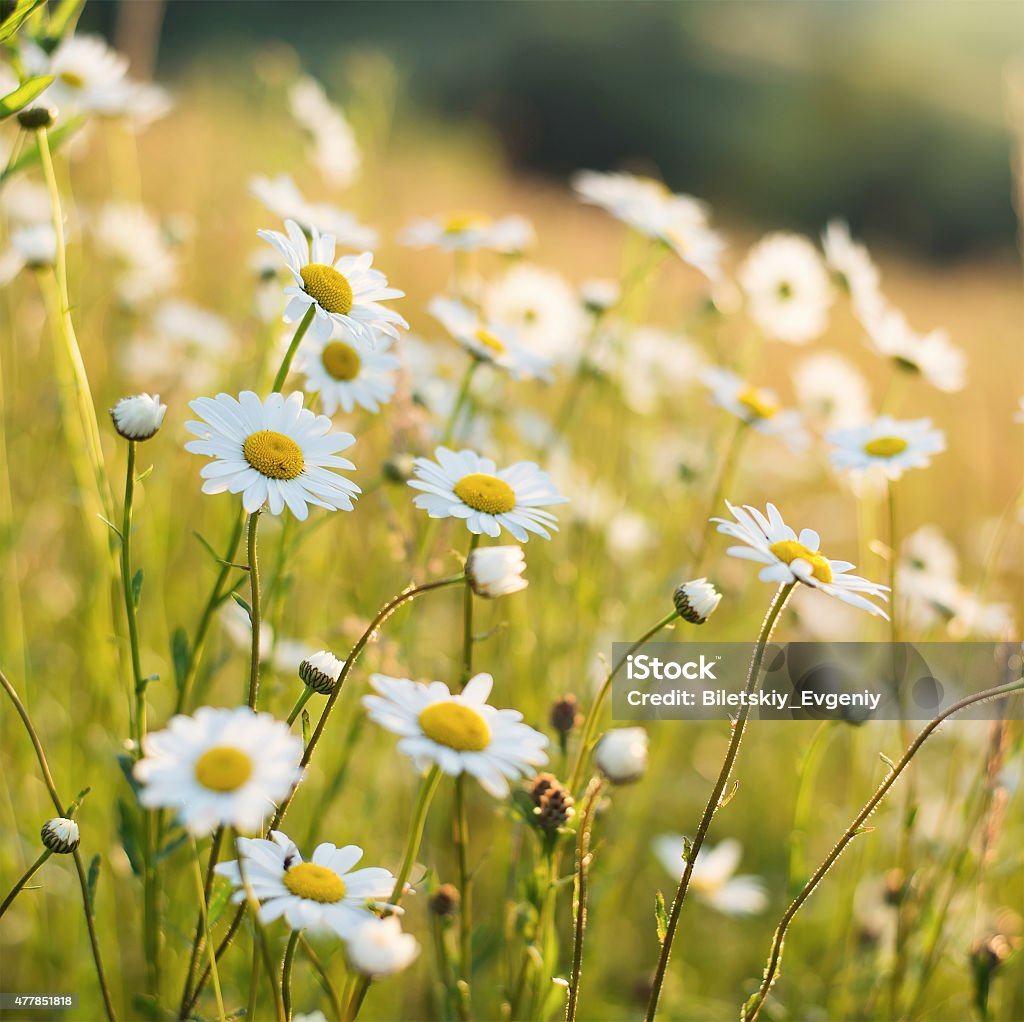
[863,436,909,458]
[243,430,305,480]
[194,746,253,792]
[321,341,362,381]
[453,473,516,514]
[419,701,492,751]
[444,212,489,233]
[769,540,833,584]
[737,387,778,420]
[300,264,354,315]
[473,326,506,355]
[283,862,347,903]
[59,70,86,89]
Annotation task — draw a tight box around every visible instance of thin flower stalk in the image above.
[566,776,604,1022]
[0,850,52,918]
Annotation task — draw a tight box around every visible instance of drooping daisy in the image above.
[184,390,359,520]
[792,350,873,430]
[713,500,890,617]
[821,220,883,318]
[654,836,767,916]
[250,175,377,249]
[298,326,400,415]
[363,672,549,797]
[859,303,965,393]
[401,212,534,254]
[827,416,945,480]
[700,368,809,451]
[288,75,361,188]
[429,297,553,381]
[739,232,833,345]
[408,446,568,541]
[214,831,397,936]
[134,706,303,836]
[483,264,587,365]
[259,219,406,345]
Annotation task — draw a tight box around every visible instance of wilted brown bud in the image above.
[549,695,581,735]
[428,883,461,918]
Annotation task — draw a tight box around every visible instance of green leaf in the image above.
[301,708,311,747]
[131,568,144,608]
[0,0,46,43]
[193,530,223,564]
[155,832,189,864]
[207,876,233,927]
[86,854,101,914]
[0,74,54,119]
[116,752,141,797]
[117,799,143,876]
[230,592,252,622]
[655,891,668,944]
[45,0,84,40]
[171,628,190,691]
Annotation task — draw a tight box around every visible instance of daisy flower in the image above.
[827,416,945,480]
[700,368,809,451]
[792,350,873,430]
[897,525,960,631]
[363,672,549,797]
[214,831,397,936]
[429,297,553,380]
[654,836,767,916]
[259,219,406,345]
[134,706,303,836]
[821,220,883,317]
[859,304,965,393]
[288,75,361,188]
[347,917,420,977]
[483,264,588,365]
[298,327,400,415]
[184,391,360,520]
[739,232,833,345]
[408,446,568,541]
[713,500,890,618]
[401,212,534,254]
[23,34,126,116]
[92,202,178,308]
[617,326,705,414]
[250,175,377,249]
[0,224,57,283]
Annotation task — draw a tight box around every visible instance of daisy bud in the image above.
[528,773,574,832]
[580,277,620,315]
[17,105,58,130]
[346,917,420,978]
[594,727,649,785]
[673,577,722,625]
[465,545,527,598]
[549,694,581,736]
[428,883,461,918]
[40,817,80,855]
[110,393,167,441]
[299,650,345,695]
[970,934,1014,974]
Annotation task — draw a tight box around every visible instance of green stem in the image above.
[0,849,51,918]
[441,359,480,447]
[693,420,747,575]
[454,776,473,1020]
[566,777,603,1022]
[287,686,315,726]
[299,934,345,1020]
[178,826,224,1019]
[741,675,1024,1022]
[190,837,226,1022]
[568,610,679,793]
[282,929,300,1021]
[246,510,262,708]
[645,583,795,1022]
[272,304,316,393]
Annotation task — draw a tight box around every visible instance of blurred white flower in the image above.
[606,510,656,562]
[347,917,420,978]
[827,416,945,480]
[288,75,361,188]
[793,350,873,430]
[700,368,809,451]
[594,727,649,784]
[93,202,178,308]
[654,836,768,916]
[250,175,377,250]
[483,264,587,365]
[466,545,528,598]
[0,223,58,282]
[739,232,833,345]
[1,179,52,227]
[1015,397,1024,424]
[821,220,883,317]
[617,326,705,413]
[579,277,620,315]
[402,212,535,254]
[859,303,965,393]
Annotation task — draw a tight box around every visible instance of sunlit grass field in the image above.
[1,47,1023,1022]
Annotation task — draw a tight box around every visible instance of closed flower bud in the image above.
[549,694,581,735]
[17,105,58,130]
[466,545,527,598]
[428,883,461,918]
[673,577,721,624]
[110,393,167,441]
[299,650,345,695]
[594,727,649,784]
[41,817,80,854]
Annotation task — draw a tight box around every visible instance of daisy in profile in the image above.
[185,391,359,520]
[401,212,534,254]
[483,264,587,365]
[739,232,833,345]
[859,304,965,393]
[259,219,406,345]
[214,831,397,936]
[408,446,568,541]
[288,75,361,188]
[827,416,945,480]
[700,368,809,450]
[429,296,553,380]
[654,836,767,916]
[713,500,890,617]
[821,220,883,318]
[250,175,377,249]
[792,350,873,431]
[363,672,549,797]
[134,707,303,836]
[298,326,400,414]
